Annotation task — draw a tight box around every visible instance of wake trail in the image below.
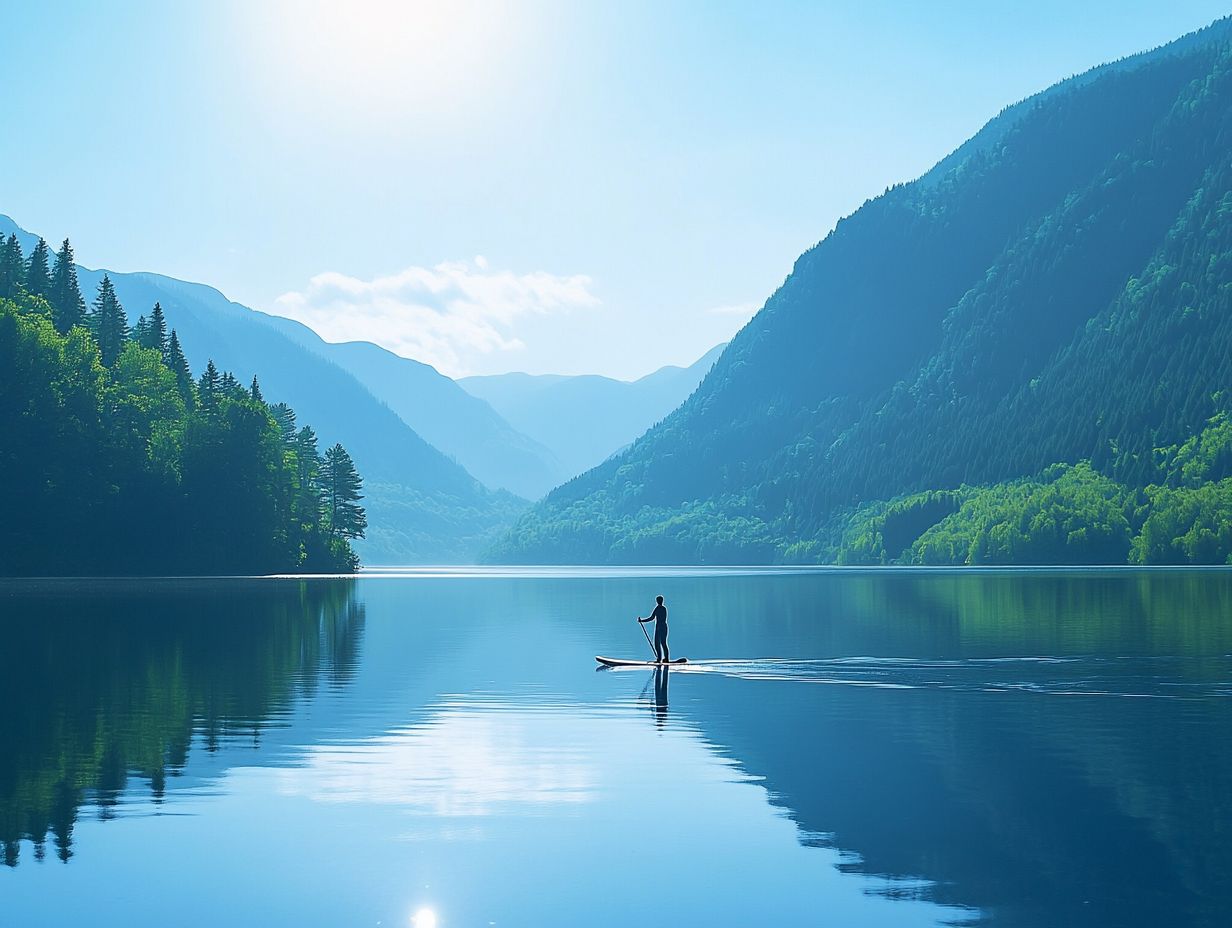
[661,655,1232,699]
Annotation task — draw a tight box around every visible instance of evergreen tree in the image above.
[270,402,297,443]
[1,292,362,575]
[90,275,129,366]
[250,375,264,404]
[25,238,51,299]
[322,443,366,540]
[166,330,195,408]
[296,425,320,482]
[142,302,169,356]
[49,239,86,333]
[294,424,324,527]
[133,315,150,346]
[0,234,24,299]
[198,359,221,408]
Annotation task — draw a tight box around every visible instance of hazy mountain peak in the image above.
[459,342,727,478]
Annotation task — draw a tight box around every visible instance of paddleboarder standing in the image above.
[638,595,670,663]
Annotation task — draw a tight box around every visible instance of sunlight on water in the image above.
[3,570,1231,927]
[280,699,600,817]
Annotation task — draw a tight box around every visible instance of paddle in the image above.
[637,616,657,659]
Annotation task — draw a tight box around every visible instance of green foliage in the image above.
[827,420,1232,567]
[49,238,86,333]
[0,234,24,299]
[1125,411,1232,564]
[24,237,51,298]
[492,30,1232,566]
[135,301,169,356]
[323,442,366,550]
[1154,411,1232,486]
[0,293,364,575]
[165,329,195,408]
[904,464,1132,565]
[90,274,129,366]
[1130,480,1232,564]
[836,490,967,565]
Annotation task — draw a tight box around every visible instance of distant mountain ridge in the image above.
[490,15,1232,565]
[257,322,567,499]
[460,343,725,478]
[0,215,525,564]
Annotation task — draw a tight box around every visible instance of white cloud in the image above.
[272,258,599,376]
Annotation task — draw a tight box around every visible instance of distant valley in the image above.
[1,213,722,564]
[460,344,724,479]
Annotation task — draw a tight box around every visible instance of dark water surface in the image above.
[2,569,1230,927]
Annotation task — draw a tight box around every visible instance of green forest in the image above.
[0,235,366,575]
[828,410,1232,565]
[489,23,1232,567]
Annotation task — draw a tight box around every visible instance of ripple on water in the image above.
[643,654,1232,699]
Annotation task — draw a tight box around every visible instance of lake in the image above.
[2,568,1230,927]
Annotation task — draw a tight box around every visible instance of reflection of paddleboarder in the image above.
[637,595,669,663]
[653,664,669,730]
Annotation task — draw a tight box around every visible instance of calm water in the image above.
[2,569,1231,927]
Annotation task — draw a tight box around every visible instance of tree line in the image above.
[0,233,366,575]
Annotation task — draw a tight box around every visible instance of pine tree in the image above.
[91,275,129,366]
[295,425,320,478]
[25,238,52,299]
[49,239,86,333]
[0,234,24,299]
[270,403,297,444]
[322,443,366,540]
[166,330,195,407]
[133,315,150,347]
[295,425,323,522]
[250,376,264,404]
[198,359,221,408]
[145,302,169,357]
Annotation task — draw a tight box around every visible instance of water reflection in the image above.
[0,579,363,866]
[281,696,598,819]
[654,664,669,730]
[1,570,1230,928]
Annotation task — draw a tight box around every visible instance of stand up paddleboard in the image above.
[596,656,688,667]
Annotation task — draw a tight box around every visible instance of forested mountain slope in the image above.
[261,327,565,499]
[0,285,362,575]
[0,217,524,564]
[491,16,1232,565]
[460,343,725,478]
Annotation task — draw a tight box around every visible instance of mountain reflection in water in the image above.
[1,569,1229,928]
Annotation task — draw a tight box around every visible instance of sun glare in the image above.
[411,907,438,928]
[247,0,518,122]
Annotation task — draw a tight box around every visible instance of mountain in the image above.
[0,215,524,565]
[490,16,1232,565]
[460,343,725,478]
[260,328,566,499]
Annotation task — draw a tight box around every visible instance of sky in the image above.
[2,1,1229,379]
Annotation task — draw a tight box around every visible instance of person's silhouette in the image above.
[637,595,669,662]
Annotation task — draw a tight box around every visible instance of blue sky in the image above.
[2,1,1228,378]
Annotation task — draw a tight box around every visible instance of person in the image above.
[638,595,669,663]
